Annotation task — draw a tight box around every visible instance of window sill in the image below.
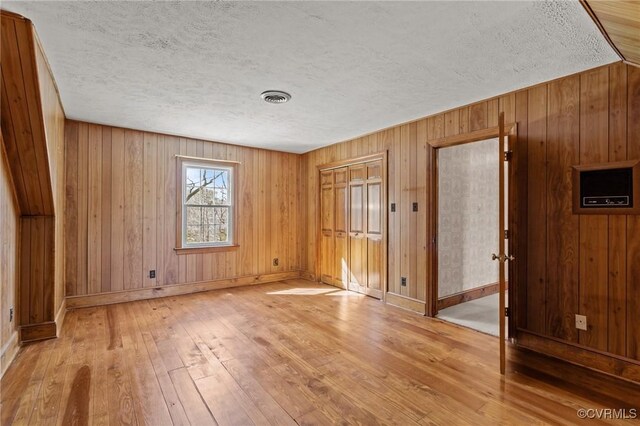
[174,245,239,255]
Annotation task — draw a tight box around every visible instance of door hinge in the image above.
[504,229,510,239]
[505,307,510,317]
[503,151,513,161]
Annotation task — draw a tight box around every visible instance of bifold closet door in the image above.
[333,168,348,288]
[365,160,384,298]
[320,170,334,285]
[348,164,368,293]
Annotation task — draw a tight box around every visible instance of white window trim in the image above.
[175,156,239,253]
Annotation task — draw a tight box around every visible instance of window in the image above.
[176,157,238,253]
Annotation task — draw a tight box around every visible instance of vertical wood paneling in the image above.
[101,127,112,293]
[42,217,54,321]
[64,123,78,296]
[143,133,157,287]
[408,123,418,299]
[3,13,63,337]
[526,86,547,334]
[578,67,609,351]
[185,140,197,284]
[65,122,301,297]
[163,136,179,285]
[77,123,88,295]
[124,130,143,290]
[513,90,529,330]
[607,62,627,357]
[87,124,102,295]
[0,136,20,356]
[416,119,428,302]
[110,128,125,291]
[386,128,401,295]
[487,99,499,127]
[31,218,44,324]
[459,107,470,134]
[155,133,165,285]
[546,75,580,342]
[627,65,640,360]
[469,102,488,132]
[444,111,459,137]
[499,93,516,125]
[400,125,410,297]
[19,220,31,324]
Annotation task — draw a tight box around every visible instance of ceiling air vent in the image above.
[261,90,291,104]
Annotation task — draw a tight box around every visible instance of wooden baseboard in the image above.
[437,281,504,310]
[509,344,640,401]
[0,331,19,379]
[300,271,317,281]
[20,322,57,343]
[516,329,640,384]
[385,292,426,314]
[66,271,302,309]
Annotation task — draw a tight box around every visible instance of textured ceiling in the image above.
[4,1,618,153]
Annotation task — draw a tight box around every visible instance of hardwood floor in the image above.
[1,279,639,425]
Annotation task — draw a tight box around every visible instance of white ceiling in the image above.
[4,1,618,153]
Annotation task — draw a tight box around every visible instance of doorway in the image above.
[319,154,387,299]
[430,118,516,356]
[435,137,504,335]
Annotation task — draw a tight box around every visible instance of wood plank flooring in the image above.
[2,279,639,425]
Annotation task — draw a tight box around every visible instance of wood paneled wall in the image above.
[64,121,301,297]
[0,12,54,216]
[1,11,65,342]
[301,62,640,365]
[0,134,20,376]
[35,33,65,319]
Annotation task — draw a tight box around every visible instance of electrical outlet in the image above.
[401,277,407,287]
[390,203,396,212]
[575,314,587,331]
[412,202,418,212]
[9,307,13,323]
[273,258,279,267]
[149,270,156,279]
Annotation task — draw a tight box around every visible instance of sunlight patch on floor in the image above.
[266,288,338,296]
[325,290,364,297]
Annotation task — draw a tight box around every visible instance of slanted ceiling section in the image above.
[1,10,65,343]
[1,11,53,215]
[582,0,640,67]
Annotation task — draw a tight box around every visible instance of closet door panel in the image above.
[334,168,348,288]
[348,165,367,291]
[365,160,384,298]
[320,171,334,284]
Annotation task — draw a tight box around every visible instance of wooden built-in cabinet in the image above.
[319,156,386,299]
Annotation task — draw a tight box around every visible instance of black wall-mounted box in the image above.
[573,160,640,215]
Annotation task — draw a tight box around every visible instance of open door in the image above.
[494,112,513,375]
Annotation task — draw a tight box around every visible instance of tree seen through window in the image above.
[185,166,230,244]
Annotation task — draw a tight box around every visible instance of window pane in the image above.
[214,170,229,204]
[182,161,233,247]
[216,222,228,242]
[186,225,202,243]
[186,206,202,226]
[185,166,216,205]
[185,206,230,244]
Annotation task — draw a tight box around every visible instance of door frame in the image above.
[428,124,519,339]
[316,152,388,300]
